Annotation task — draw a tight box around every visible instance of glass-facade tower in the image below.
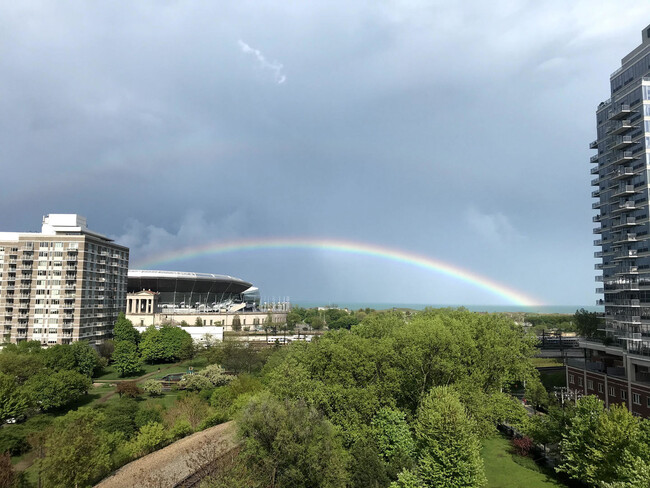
[593,26,650,353]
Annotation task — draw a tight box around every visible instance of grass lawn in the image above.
[482,435,566,488]
[530,357,563,368]
[94,362,166,381]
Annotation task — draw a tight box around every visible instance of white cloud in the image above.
[238,40,286,84]
[464,206,524,245]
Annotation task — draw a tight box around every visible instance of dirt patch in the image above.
[95,421,238,488]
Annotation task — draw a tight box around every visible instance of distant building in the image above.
[0,214,128,346]
[126,269,288,331]
[571,24,650,416]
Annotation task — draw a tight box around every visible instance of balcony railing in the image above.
[590,140,599,149]
[610,104,632,119]
[609,119,635,135]
[611,135,634,150]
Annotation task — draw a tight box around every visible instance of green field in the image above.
[482,435,565,488]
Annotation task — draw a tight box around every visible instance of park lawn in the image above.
[482,435,565,488]
[530,357,563,368]
[94,362,167,381]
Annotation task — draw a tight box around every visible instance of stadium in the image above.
[125,269,286,330]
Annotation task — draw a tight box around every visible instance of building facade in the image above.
[0,214,128,346]
[569,25,650,416]
[125,269,288,331]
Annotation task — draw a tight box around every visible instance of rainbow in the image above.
[133,238,542,307]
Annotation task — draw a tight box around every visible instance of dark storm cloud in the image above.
[2,1,649,305]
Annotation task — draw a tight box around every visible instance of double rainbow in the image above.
[133,237,542,307]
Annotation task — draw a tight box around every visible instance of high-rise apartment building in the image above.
[568,24,650,416]
[0,214,128,346]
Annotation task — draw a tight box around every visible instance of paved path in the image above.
[95,421,237,488]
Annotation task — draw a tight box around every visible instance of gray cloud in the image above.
[0,1,648,306]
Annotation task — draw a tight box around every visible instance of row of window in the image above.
[569,374,650,407]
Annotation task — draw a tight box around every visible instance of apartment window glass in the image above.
[633,393,641,405]
[587,380,594,390]
[609,386,616,397]
[578,377,583,387]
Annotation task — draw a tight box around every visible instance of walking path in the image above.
[94,421,237,488]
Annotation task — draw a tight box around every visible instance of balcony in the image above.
[613,201,636,213]
[612,217,636,229]
[613,150,638,165]
[596,287,604,293]
[613,167,634,180]
[610,104,632,119]
[591,177,600,186]
[590,154,600,163]
[595,276,604,282]
[609,119,636,135]
[590,140,599,149]
[612,184,636,197]
[594,251,604,259]
[593,201,602,209]
[611,135,634,150]
[595,263,605,270]
[592,189,601,198]
[614,232,637,243]
[618,266,639,275]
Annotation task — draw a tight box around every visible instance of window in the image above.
[578,377,583,387]
[609,386,616,397]
[621,390,628,401]
[587,380,594,390]
[569,374,575,384]
[633,393,641,405]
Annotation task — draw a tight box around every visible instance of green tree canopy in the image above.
[414,386,486,488]
[113,312,140,345]
[112,340,141,377]
[237,393,349,488]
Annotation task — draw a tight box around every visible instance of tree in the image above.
[0,373,29,423]
[25,370,91,411]
[0,452,14,488]
[574,308,603,339]
[232,314,242,332]
[198,364,233,387]
[389,469,423,488]
[140,325,194,363]
[112,340,141,377]
[238,393,349,488]
[557,396,650,487]
[286,309,302,329]
[42,408,113,488]
[414,386,486,488]
[116,381,142,398]
[178,374,213,392]
[371,407,416,471]
[142,379,163,396]
[70,341,102,377]
[127,422,168,457]
[524,377,549,411]
[195,316,205,327]
[113,312,140,345]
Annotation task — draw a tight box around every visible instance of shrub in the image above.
[170,419,193,440]
[128,422,168,457]
[512,436,534,457]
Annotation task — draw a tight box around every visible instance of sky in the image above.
[2,1,650,307]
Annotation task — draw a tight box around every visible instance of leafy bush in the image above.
[198,364,233,387]
[128,422,168,457]
[512,436,534,457]
[170,419,193,440]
